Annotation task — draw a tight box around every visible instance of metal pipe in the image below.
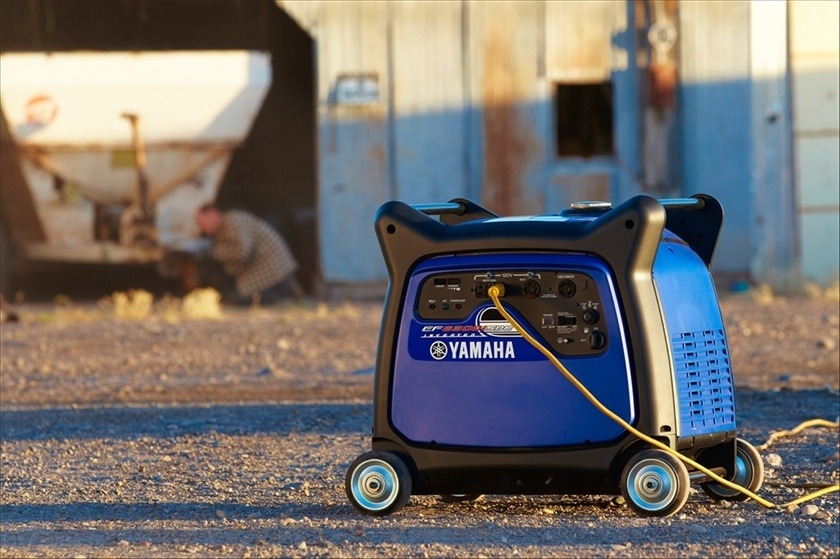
[121,112,151,219]
[660,197,706,211]
[411,202,466,216]
[689,466,727,484]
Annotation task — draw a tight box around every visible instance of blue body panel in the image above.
[653,232,737,437]
[390,253,635,448]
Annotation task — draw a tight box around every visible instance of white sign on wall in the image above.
[334,73,381,105]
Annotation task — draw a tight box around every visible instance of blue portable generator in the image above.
[345,195,764,517]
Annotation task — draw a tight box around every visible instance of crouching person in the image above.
[195,204,304,306]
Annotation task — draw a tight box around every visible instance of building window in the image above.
[554,82,614,158]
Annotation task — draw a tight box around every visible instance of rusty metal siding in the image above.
[282,0,821,288]
[470,1,546,216]
[607,0,641,203]
[281,0,645,284]
[545,0,641,209]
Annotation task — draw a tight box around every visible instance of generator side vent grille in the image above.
[672,329,736,436]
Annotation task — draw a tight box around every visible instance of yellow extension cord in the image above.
[756,418,839,452]
[486,285,840,509]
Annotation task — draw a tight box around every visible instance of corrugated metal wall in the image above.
[679,1,754,279]
[789,0,840,283]
[749,1,797,287]
[680,0,838,286]
[391,1,468,206]
[283,0,837,289]
[313,1,392,283]
[283,0,635,285]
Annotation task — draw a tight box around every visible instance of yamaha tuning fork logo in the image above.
[429,341,448,360]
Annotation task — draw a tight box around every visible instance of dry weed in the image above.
[112,289,154,319]
[751,283,776,305]
[181,288,223,319]
[805,281,840,302]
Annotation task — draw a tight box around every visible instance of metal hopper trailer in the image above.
[0,50,271,293]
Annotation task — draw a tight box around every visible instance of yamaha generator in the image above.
[345,194,764,517]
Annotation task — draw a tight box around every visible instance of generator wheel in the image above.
[620,449,690,517]
[346,451,412,516]
[438,494,483,503]
[701,438,764,502]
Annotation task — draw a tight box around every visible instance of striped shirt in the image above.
[211,210,299,298]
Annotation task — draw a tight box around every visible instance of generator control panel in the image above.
[417,270,607,356]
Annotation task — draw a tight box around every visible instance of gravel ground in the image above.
[1,292,839,557]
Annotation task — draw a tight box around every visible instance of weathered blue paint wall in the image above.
[679,78,753,275]
[678,1,754,279]
[295,0,640,286]
[286,0,838,289]
[318,115,392,282]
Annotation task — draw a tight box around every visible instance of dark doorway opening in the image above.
[0,0,318,296]
[554,82,614,158]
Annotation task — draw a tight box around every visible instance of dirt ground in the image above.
[1,291,838,408]
[1,290,838,557]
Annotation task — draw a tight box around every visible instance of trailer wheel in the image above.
[346,451,412,516]
[438,494,482,503]
[621,449,690,517]
[701,438,764,502]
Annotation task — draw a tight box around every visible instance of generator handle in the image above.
[411,202,466,216]
[659,197,706,211]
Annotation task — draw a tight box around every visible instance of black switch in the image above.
[582,309,600,324]
[588,331,606,350]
